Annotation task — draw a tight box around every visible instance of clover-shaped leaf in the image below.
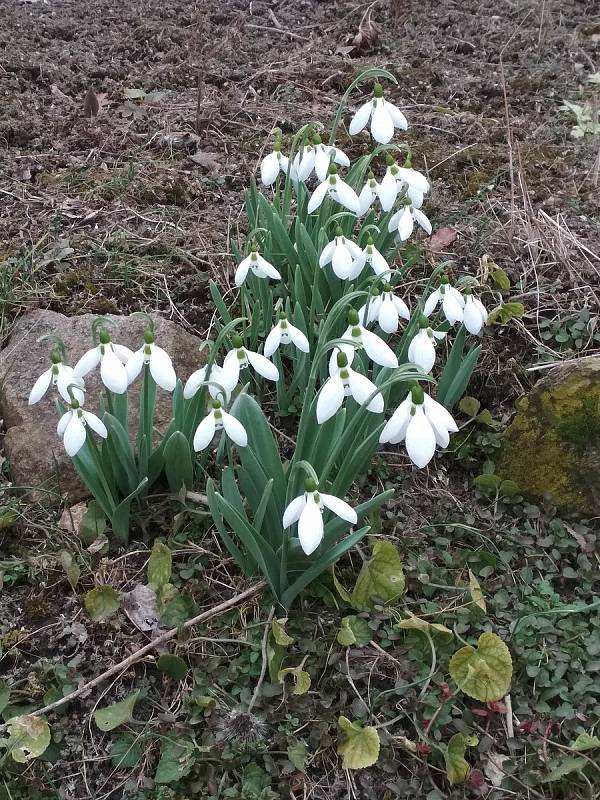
[337,615,372,647]
[450,632,512,702]
[337,717,380,770]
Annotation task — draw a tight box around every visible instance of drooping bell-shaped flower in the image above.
[317,351,384,424]
[308,164,360,215]
[388,201,432,242]
[73,328,133,395]
[28,350,85,406]
[378,155,430,212]
[221,335,279,390]
[462,290,488,335]
[423,278,465,326]
[348,82,408,144]
[291,143,317,182]
[264,314,310,357]
[407,316,446,373]
[319,227,365,280]
[283,477,357,555]
[125,328,177,392]
[234,244,282,288]
[359,285,410,334]
[362,235,390,276]
[260,134,289,186]
[57,398,108,457]
[309,133,350,182]
[379,385,458,468]
[358,171,380,215]
[193,399,247,452]
[329,307,399,373]
[184,363,230,402]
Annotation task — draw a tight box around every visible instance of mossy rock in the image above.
[497,359,600,513]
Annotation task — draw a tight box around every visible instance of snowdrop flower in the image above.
[125,328,177,392]
[283,477,357,555]
[407,317,446,373]
[358,172,380,215]
[379,385,458,468]
[222,335,279,389]
[462,291,488,335]
[234,245,282,288]
[388,201,432,242]
[29,350,85,406]
[423,279,465,325]
[260,135,289,186]
[318,351,384,424]
[349,82,408,144]
[359,285,410,334]
[264,315,310,357]
[362,235,390,276]
[330,308,398,373]
[378,156,430,212]
[184,363,230,403]
[57,398,107,457]
[73,329,133,395]
[308,164,360,215]
[311,133,351,182]
[319,227,365,280]
[291,143,316,182]
[192,399,247,452]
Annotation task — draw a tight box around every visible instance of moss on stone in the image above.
[497,360,600,513]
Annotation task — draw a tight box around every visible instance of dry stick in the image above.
[2,581,265,727]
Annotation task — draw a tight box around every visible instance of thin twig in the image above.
[0,581,265,727]
[248,605,275,713]
[504,693,515,739]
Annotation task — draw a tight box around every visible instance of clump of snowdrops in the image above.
[29,68,488,607]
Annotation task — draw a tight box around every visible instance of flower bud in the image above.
[373,82,384,98]
[336,351,349,368]
[347,308,360,326]
[411,384,424,405]
[231,334,243,349]
[304,477,318,492]
[143,329,154,345]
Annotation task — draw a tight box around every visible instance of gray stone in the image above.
[0,310,205,504]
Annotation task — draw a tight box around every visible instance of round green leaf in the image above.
[110,734,142,768]
[337,716,380,770]
[7,715,51,763]
[337,616,372,647]
[351,540,405,611]
[445,733,478,784]
[450,632,513,702]
[156,654,188,681]
[94,690,140,732]
[85,585,121,622]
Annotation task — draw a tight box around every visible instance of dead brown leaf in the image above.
[122,583,159,632]
[429,226,458,253]
[58,502,87,534]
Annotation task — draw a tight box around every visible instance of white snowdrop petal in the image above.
[101,348,128,394]
[73,347,101,378]
[234,258,251,287]
[334,180,361,215]
[28,368,53,405]
[314,148,331,182]
[396,167,430,194]
[297,147,316,181]
[369,247,389,276]
[409,331,436,372]
[378,296,399,333]
[56,370,85,405]
[405,407,436,468]
[263,325,282,357]
[319,239,336,268]
[473,297,488,322]
[358,183,375,215]
[423,290,440,318]
[287,324,310,352]
[221,411,248,447]
[378,171,398,212]
[298,499,324,555]
[221,351,241,391]
[193,413,216,451]
[331,242,353,279]
[320,493,357,524]
[384,100,408,130]
[362,329,398,368]
[442,293,464,325]
[413,208,432,235]
[112,344,134,363]
[379,396,412,443]
[349,100,373,135]
[57,410,72,437]
[370,101,395,144]
[332,146,350,167]
[84,411,108,438]
[261,151,280,186]
[246,350,279,381]
[183,367,206,400]
[316,374,345,423]
[149,346,177,392]
[347,370,384,413]
[396,207,414,241]
[307,180,329,214]
[64,415,87,457]
[283,495,306,528]
[125,348,145,384]
[463,298,484,334]
[255,254,281,281]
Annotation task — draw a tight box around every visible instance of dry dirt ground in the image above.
[0,0,599,798]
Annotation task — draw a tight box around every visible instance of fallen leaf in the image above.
[188,151,220,170]
[429,226,458,253]
[58,502,87,534]
[122,583,159,632]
